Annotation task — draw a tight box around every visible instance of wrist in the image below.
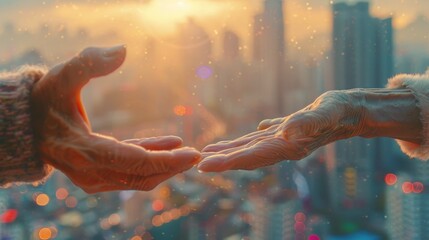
[357,88,423,144]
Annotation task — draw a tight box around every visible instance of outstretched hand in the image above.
[31,46,201,193]
[198,91,365,172]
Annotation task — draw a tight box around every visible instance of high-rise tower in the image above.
[252,0,286,115]
[329,1,394,220]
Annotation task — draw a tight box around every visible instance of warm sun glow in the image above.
[139,0,224,34]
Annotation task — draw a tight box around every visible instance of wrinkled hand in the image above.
[31,46,201,193]
[198,90,365,172]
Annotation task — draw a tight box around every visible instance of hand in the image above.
[31,46,201,193]
[198,90,365,172]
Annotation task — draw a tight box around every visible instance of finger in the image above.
[198,137,288,172]
[145,147,201,174]
[123,136,183,151]
[89,135,200,175]
[61,45,126,95]
[202,127,276,153]
[257,117,285,130]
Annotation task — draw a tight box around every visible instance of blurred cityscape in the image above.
[1,0,429,239]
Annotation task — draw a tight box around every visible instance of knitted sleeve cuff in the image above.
[386,71,429,160]
[0,66,53,187]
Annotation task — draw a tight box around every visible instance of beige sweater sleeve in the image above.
[0,66,53,187]
[386,70,429,160]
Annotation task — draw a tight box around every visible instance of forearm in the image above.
[351,72,429,160]
[358,88,423,144]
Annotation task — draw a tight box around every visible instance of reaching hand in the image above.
[198,90,365,172]
[31,46,201,193]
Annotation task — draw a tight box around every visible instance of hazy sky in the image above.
[0,0,427,59]
[1,0,427,31]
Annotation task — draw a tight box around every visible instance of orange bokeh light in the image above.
[35,194,50,206]
[385,173,397,186]
[152,215,162,227]
[38,227,52,240]
[174,105,187,116]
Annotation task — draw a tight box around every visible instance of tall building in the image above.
[252,0,287,116]
[250,196,303,240]
[386,172,429,240]
[329,1,394,220]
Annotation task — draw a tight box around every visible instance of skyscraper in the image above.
[386,173,429,240]
[252,0,286,116]
[250,196,302,240]
[329,1,394,220]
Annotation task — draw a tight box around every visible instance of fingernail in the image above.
[103,45,125,57]
[197,155,225,172]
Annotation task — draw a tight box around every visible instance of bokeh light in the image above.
[385,173,397,185]
[161,211,172,223]
[108,213,121,225]
[152,215,162,227]
[294,212,306,223]
[152,199,164,212]
[402,182,413,194]
[196,66,213,79]
[35,194,50,206]
[308,234,321,240]
[174,105,187,116]
[413,182,424,193]
[65,196,78,208]
[56,188,69,200]
[38,227,52,240]
[1,209,18,223]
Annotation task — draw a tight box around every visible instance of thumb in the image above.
[61,45,126,95]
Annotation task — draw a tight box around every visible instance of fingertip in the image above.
[174,148,202,165]
[166,135,183,146]
[103,45,126,70]
[103,44,126,57]
[197,155,226,172]
[257,119,270,130]
[202,144,218,153]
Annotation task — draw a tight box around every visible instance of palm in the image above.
[31,46,200,193]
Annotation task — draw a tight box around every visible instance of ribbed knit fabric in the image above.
[0,66,53,186]
[386,70,429,160]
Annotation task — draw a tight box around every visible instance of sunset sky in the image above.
[1,0,427,34]
[0,0,427,60]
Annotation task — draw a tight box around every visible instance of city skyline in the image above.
[0,0,429,239]
[0,0,428,64]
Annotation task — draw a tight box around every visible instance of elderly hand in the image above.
[198,90,366,172]
[31,46,201,193]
